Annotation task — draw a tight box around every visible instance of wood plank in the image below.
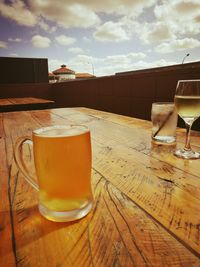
[0,98,55,113]
[50,108,200,254]
[76,107,200,145]
[9,97,54,104]
[4,162,200,266]
[0,98,12,106]
[1,108,200,266]
[0,113,16,266]
[5,158,200,266]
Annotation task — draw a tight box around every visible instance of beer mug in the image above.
[14,125,93,222]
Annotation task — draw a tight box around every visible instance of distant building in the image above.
[52,64,75,82]
[0,57,48,84]
[75,73,96,79]
[48,72,58,83]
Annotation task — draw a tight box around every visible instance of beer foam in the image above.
[34,125,89,137]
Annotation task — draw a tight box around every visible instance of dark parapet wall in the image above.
[0,83,54,100]
[0,60,199,130]
[0,57,48,84]
[52,61,200,130]
[115,61,200,77]
[52,61,200,119]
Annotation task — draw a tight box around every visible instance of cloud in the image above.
[0,1,101,29]
[2,0,199,78]
[155,38,200,53]
[94,58,178,76]
[154,0,200,35]
[48,59,68,72]
[98,58,178,76]
[104,52,146,65]
[195,15,200,23]
[31,35,51,48]
[48,58,89,73]
[49,51,179,77]
[1,0,199,43]
[69,54,99,64]
[138,22,176,44]
[38,19,57,33]
[76,0,156,17]
[0,40,7,48]
[83,37,91,43]
[8,38,22,42]
[175,0,200,15]
[65,54,101,73]
[0,0,37,26]
[55,35,76,46]
[30,1,100,29]
[94,21,130,42]
[65,52,147,76]
[28,0,157,30]
[121,0,200,46]
[155,0,200,19]
[0,1,57,32]
[68,47,84,54]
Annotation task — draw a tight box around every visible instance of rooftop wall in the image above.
[0,61,199,130]
[0,57,48,84]
[52,61,200,130]
[53,63,199,107]
[0,83,53,100]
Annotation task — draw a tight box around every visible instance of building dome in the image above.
[53,64,75,75]
[52,64,75,81]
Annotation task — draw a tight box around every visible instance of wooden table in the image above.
[0,97,55,112]
[1,107,200,267]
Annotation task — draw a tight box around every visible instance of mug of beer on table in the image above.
[14,125,93,222]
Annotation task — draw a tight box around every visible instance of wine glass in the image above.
[174,80,200,159]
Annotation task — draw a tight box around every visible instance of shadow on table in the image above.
[1,203,89,255]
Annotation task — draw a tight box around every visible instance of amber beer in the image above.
[32,125,93,221]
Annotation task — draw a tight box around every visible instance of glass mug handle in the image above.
[14,137,39,191]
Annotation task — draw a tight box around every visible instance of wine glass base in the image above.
[174,149,200,159]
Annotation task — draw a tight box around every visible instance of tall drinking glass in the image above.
[174,80,200,159]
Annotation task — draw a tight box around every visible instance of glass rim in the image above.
[33,124,90,137]
[177,79,200,83]
[152,102,174,106]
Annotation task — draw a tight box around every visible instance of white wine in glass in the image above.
[174,80,200,159]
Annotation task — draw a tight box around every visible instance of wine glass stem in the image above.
[184,122,192,151]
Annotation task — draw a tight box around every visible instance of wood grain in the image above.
[0,113,16,266]
[0,98,54,112]
[0,107,200,267]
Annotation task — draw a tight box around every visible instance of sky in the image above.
[0,0,200,77]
